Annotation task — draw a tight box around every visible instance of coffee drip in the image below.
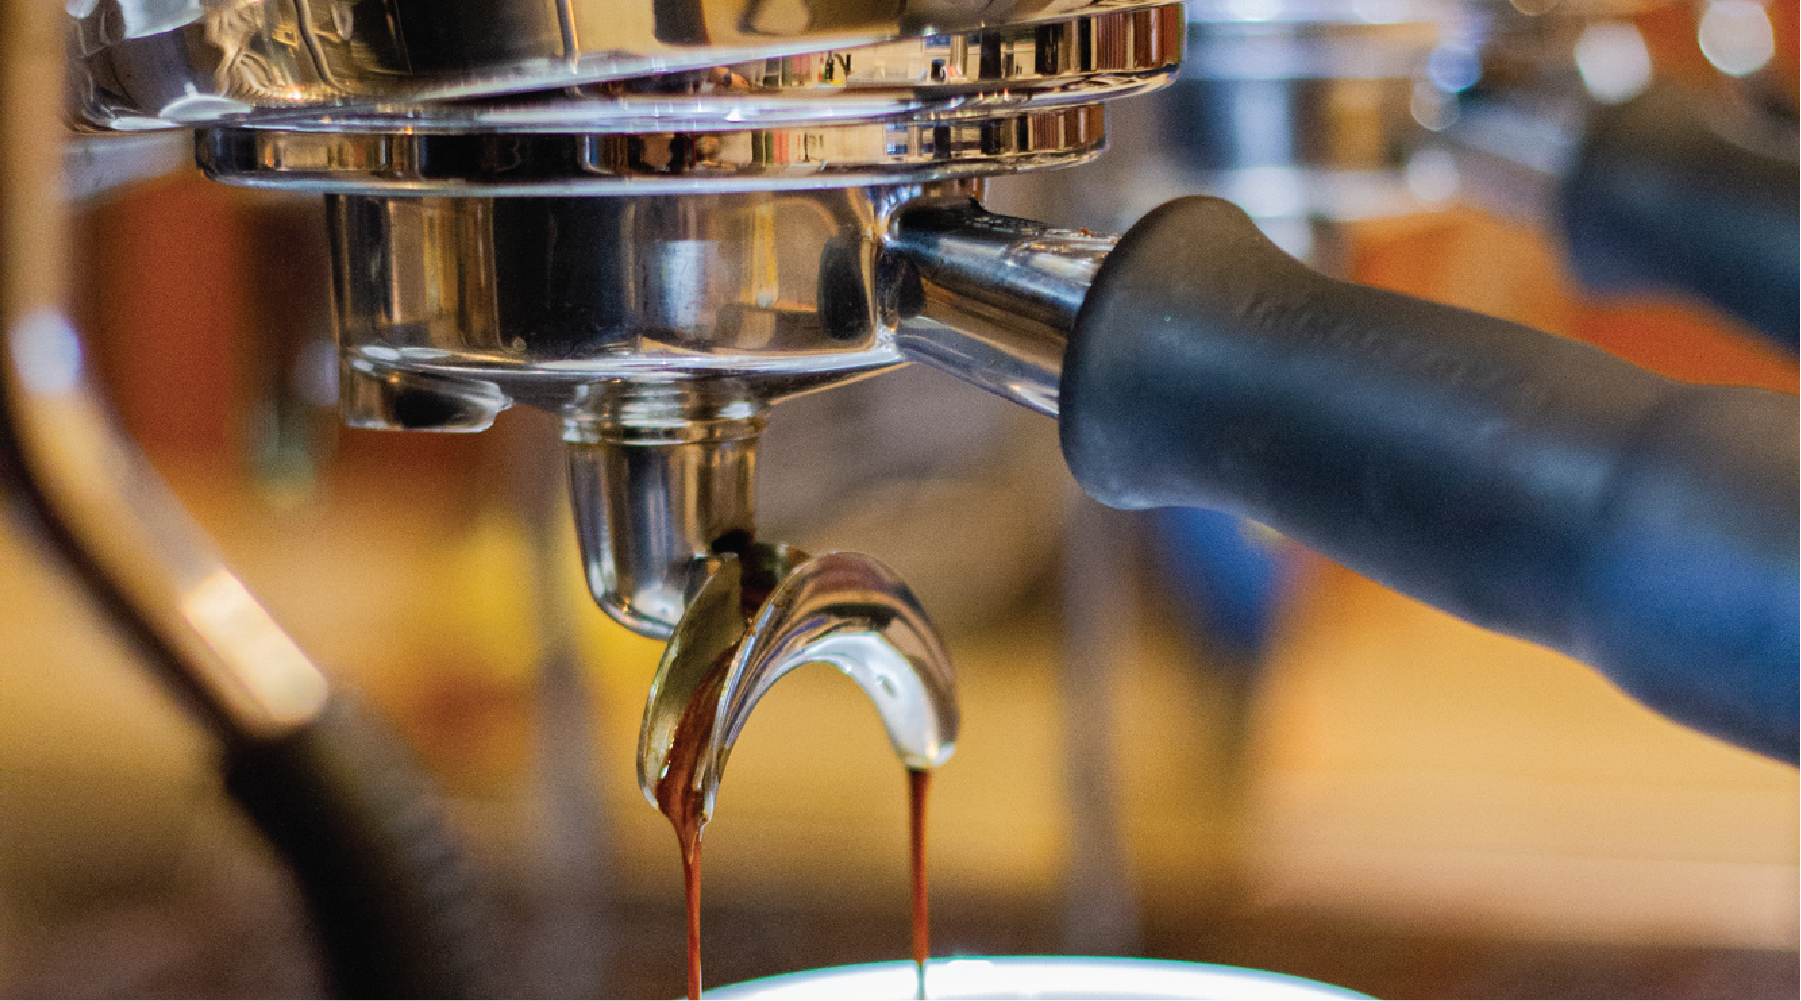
[638,545,959,997]
[655,661,730,999]
[909,768,933,998]
[656,700,938,998]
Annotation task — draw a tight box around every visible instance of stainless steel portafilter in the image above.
[70,0,1184,640]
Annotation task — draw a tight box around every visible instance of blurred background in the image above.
[1,0,1795,997]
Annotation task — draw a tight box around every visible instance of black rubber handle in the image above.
[1062,195,1798,763]
[225,695,497,998]
[1562,84,1799,349]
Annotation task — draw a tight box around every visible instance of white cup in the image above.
[705,956,1369,999]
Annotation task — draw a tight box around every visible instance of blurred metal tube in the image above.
[1,0,328,742]
[63,131,191,201]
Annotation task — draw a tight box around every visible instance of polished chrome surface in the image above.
[564,381,767,638]
[989,3,1465,260]
[55,0,1158,738]
[639,546,958,823]
[323,182,1115,421]
[200,104,1105,194]
[69,0,1171,129]
[133,6,1182,134]
[339,363,513,432]
[327,186,941,416]
[637,551,755,795]
[707,956,1368,998]
[719,549,958,769]
[323,180,1116,639]
[887,196,1113,416]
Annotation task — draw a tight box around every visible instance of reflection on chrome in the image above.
[71,0,1179,129]
[199,104,1108,193]
[104,6,1182,134]
[3,304,331,739]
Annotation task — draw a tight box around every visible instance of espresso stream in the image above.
[655,667,935,999]
[653,657,730,1000]
[909,767,932,997]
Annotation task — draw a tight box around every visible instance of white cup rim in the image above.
[704,955,1371,999]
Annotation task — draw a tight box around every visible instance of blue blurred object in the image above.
[1150,507,1294,663]
[1561,85,1799,352]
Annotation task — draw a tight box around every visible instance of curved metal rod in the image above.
[2,310,331,738]
[3,0,327,742]
[639,547,959,825]
[4,5,495,993]
[0,307,497,996]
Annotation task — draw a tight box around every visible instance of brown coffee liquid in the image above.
[656,560,937,1001]
[656,663,730,1001]
[909,767,932,999]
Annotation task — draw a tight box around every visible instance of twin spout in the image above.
[638,543,959,830]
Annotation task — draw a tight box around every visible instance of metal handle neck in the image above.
[887,197,1119,417]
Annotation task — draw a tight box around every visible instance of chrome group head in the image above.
[65,0,1186,785]
[71,0,1184,638]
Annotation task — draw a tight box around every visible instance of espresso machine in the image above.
[4,0,1795,994]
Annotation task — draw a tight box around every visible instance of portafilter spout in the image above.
[638,543,958,830]
[563,381,767,640]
